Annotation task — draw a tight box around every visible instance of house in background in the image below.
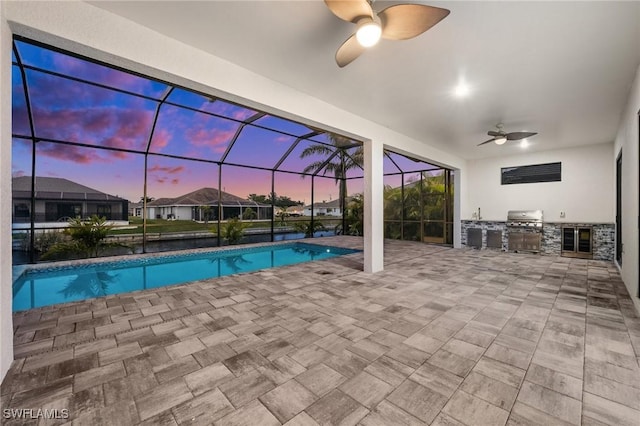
[11,176,129,227]
[128,202,143,218]
[302,198,349,217]
[303,199,341,217]
[146,187,272,221]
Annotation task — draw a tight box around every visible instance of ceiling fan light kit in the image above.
[478,124,538,147]
[324,0,450,67]
[356,18,381,47]
[494,136,507,145]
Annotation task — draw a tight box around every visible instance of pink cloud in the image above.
[28,72,116,107]
[204,101,257,121]
[232,109,256,121]
[37,143,106,165]
[151,129,171,149]
[148,164,185,186]
[32,106,153,155]
[275,135,294,144]
[186,127,236,149]
[12,170,26,178]
[148,165,184,174]
[12,90,31,135]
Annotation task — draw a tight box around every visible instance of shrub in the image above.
[293,220,326,238]
[42,215,131,260]
[275,208,289,226]
[220,218,249,245]
[34,230,66,253]
[242,208,257,220]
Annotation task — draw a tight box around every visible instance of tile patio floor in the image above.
[2,237,640,425]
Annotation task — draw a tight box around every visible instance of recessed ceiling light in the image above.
[521,139,529,148]
[453,81,470,98]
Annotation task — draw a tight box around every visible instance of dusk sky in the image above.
[11,40,435,205]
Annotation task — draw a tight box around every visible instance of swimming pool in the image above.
[12,242,360,312]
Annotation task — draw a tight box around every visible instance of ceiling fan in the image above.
[324,0,450,67]
[478,124,538,146]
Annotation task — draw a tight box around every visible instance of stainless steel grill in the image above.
[506,210,543,229]
[507,210,543,252]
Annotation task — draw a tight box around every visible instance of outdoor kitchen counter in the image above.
[461,220,615,261]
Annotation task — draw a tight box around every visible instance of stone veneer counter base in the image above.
[461,221,615,261]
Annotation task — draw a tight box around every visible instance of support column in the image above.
[0,3,14,382]
[453,168,462,248]
[364,139,384,273]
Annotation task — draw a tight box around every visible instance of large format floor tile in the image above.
[3,237,639,425]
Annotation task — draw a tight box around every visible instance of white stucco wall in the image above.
[466,143,614,223]
[0,0,14,384]
[614,63,640,313]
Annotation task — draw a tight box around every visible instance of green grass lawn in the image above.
[110,217,342,236]
[110,218,215,235]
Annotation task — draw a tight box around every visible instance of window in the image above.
[14,203,30,218]
[97,205,112,219]
[45,203,82,221]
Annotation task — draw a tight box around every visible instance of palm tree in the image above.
[199,205,213,224]
[300,133,363,217]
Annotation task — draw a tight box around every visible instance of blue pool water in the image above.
[13,242,360,312]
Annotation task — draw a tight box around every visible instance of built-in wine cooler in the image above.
[561,225,593,259]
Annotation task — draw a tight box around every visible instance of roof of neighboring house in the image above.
[148,187,270,207]
[304,198,346,209]
[12,176,127,201]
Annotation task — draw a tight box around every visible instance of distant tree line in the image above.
[247,193,303,208]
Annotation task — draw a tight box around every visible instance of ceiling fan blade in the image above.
[477,138,496,146]
[378,4,450,40]
[324,0,373,23]
[336,34,366,67]
[506,132,537,140]
[487,131,503,137]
